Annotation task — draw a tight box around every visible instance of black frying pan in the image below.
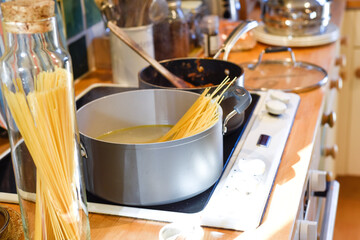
[138,58,244,93]
[138,20,259,93]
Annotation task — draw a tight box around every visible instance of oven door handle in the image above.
[320,180,340,240]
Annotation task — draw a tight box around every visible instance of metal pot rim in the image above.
[79,115,222,148]
[78,89,223,147]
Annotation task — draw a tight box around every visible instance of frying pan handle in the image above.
[213,20,259,61]
[222,85,252,134]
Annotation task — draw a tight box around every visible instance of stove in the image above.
[0,84,300,231]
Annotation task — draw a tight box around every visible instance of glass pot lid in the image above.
[240,47,328,93]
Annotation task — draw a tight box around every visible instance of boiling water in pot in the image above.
[97,124,173,144]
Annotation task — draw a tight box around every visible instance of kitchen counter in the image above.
[346,0,360,8]
[0,0,345,239]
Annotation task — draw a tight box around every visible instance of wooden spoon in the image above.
[108,21,195,88]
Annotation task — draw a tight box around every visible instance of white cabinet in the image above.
[319,34,343,177]
[337,9,360,175]
[321,87,339,175]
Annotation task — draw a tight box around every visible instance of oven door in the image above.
[294,171,339,240]
[318,180,340,240]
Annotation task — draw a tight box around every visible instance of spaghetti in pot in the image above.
[157,76,235,142]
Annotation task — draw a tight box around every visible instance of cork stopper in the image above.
[1,0,55,33]
[1,0,55,22]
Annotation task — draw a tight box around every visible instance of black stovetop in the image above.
[0,86,259,214]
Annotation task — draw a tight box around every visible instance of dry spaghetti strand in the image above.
[157,76,236,142]
[3,68,82,240]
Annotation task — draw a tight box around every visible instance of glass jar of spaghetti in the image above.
[0,1,90,239]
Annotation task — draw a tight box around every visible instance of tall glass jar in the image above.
[153,0,190,60]
[0,1,90,239]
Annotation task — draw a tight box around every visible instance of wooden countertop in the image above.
[346,0,360,9]
[1,0,345,239]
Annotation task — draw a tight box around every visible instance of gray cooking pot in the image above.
[261,0,332,36]
[77,88,251,206]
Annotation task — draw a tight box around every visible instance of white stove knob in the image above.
[310,170,327,192]
[270,90,290,104]
[299,220,317,240]
[266,100,287,115]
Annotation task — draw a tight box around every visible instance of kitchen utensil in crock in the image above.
[240,46,328,93]
[95,0,121,26]
[108,21,194,88]
[261,0,332,36]
[77,87,251,206]
[96,0,153,27]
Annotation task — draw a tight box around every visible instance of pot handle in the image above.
[213,20,259,61]
[80,141,88,159]
[222,85,252,134]
[250,46,296,70]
